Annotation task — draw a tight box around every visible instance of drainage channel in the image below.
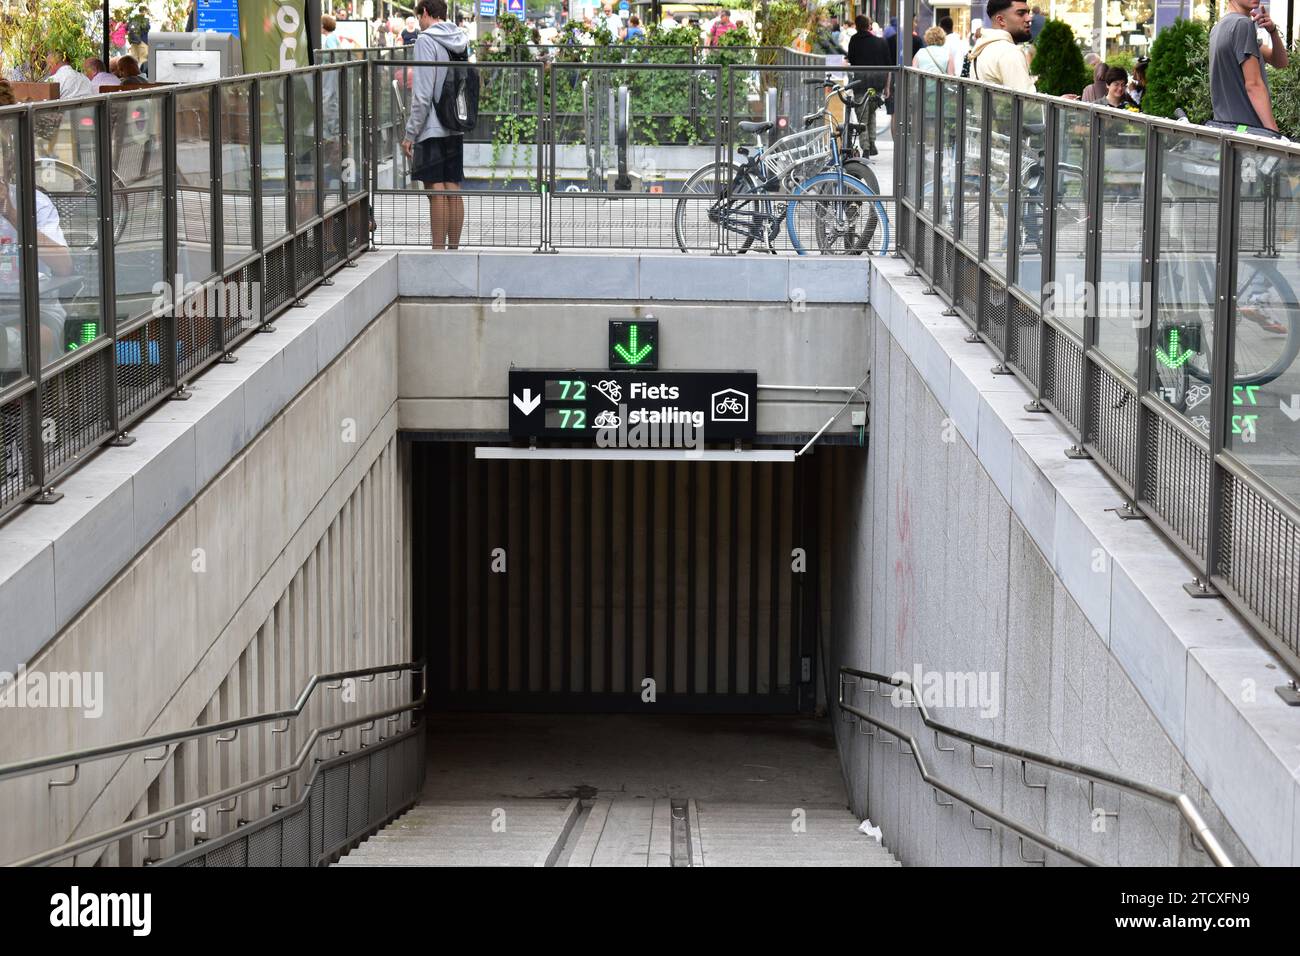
[670,799,692,868]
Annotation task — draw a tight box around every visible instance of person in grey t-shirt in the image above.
[1209,0,1288,133]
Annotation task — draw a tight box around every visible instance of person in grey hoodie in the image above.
[402,0,470,249]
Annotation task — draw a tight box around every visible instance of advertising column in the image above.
[240,0,312,72]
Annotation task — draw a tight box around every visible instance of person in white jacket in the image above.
[401,0,470,249]
[967,0,1035,92]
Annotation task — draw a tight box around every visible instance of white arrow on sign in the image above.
[1282,395,1300,422]
[512,389,541,416]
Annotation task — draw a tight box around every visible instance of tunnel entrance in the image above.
[411,441,846,714]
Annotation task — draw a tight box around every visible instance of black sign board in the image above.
[508,369,758,442]
[609,319,658,370]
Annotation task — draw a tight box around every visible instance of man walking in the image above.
[1209,0,1288,136]
[402,0,470,250]
[967,0,1035,92]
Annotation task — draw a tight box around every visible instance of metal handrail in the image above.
[10,683,427,867]
[0,661,422,784]
[838,666,1233,867]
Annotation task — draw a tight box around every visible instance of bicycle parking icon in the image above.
[711,389,749,423]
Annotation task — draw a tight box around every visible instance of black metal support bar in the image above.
[1202,140,1241,598]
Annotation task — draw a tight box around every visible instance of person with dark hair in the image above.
[939,13,968,66]
[1102,66,1139,109]
[848,15,892,104]
[966,0,1034,91]
[1129,58,1148,107]
[1029,4,1045,40]
[115,55,147,86]
[402,0,470,249]
[625,14,644,40]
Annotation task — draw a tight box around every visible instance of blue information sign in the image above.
[479,0,497,16]
[194,0,240,35]
[504,0,525,16]
[618,0,628,12]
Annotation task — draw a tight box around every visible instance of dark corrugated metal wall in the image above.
[413,443,836,713]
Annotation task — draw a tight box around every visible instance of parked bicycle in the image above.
[673,78,890,255]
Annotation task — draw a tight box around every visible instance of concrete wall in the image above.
[398,300,870,437]
[0,275,407,864]
[394,251,872,439]
[823,257,1300,866]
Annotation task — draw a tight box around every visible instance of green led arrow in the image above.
[1156,327,1196,369]
[614,324,653,365]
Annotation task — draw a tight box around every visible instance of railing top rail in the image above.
[903,65,1300,158]
[839,666,1233,866]
[0,60,366,117]
[0,661,423,784]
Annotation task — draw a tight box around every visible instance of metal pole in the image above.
[1198,138,1239,598]
[97,96,129,445]
[1125,123,1164,515]
[1027,99,1058,413]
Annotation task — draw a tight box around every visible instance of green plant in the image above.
[1029,19,1090,97]
[1267,43,1300,139]
[1142,18,1209,121]
[1108,49,1137,73]
[1,0,100,80]
[758,0,815,50]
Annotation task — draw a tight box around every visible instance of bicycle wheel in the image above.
[674,161,765,254]
[1226,261,1300,386]
[843,158,880,197]
[786,170,890,256]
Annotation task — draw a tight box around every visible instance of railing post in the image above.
[716,64,733,256]
[211,83,231,361]
[1006,93,1023,293]
[163,88,184,401]
[1067,108,1105,460]
[97,96,129,446]
[17,106,57,502]
[1027,100,1058,413]
[250,79,270,329]
[953,80,966,246]
[1198,137,1239,599]
[892,66,906,257]
[1125,124,1164,517]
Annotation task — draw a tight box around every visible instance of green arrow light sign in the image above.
[609,319,658,370]
[1156,326,1197,369]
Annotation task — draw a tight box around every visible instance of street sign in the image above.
[618,0,629,13]
[609,319,658,370]
[508,370,758,442]
[479,0,498,15]
[504,0,526,16]
[195,0,240,35]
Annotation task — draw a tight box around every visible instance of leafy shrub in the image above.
[1142,18,1210,121]
[1029,19,1090,97]
[1267,44,1300,138]
[1,0,99,80]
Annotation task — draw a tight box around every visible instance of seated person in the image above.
[0,83,74,371]
[115,55,147,86]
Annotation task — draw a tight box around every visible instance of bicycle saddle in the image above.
[738,120,773,134]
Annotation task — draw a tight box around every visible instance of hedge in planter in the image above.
[1029,19,1090,98]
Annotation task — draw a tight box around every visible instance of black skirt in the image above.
[411,135,465,185]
